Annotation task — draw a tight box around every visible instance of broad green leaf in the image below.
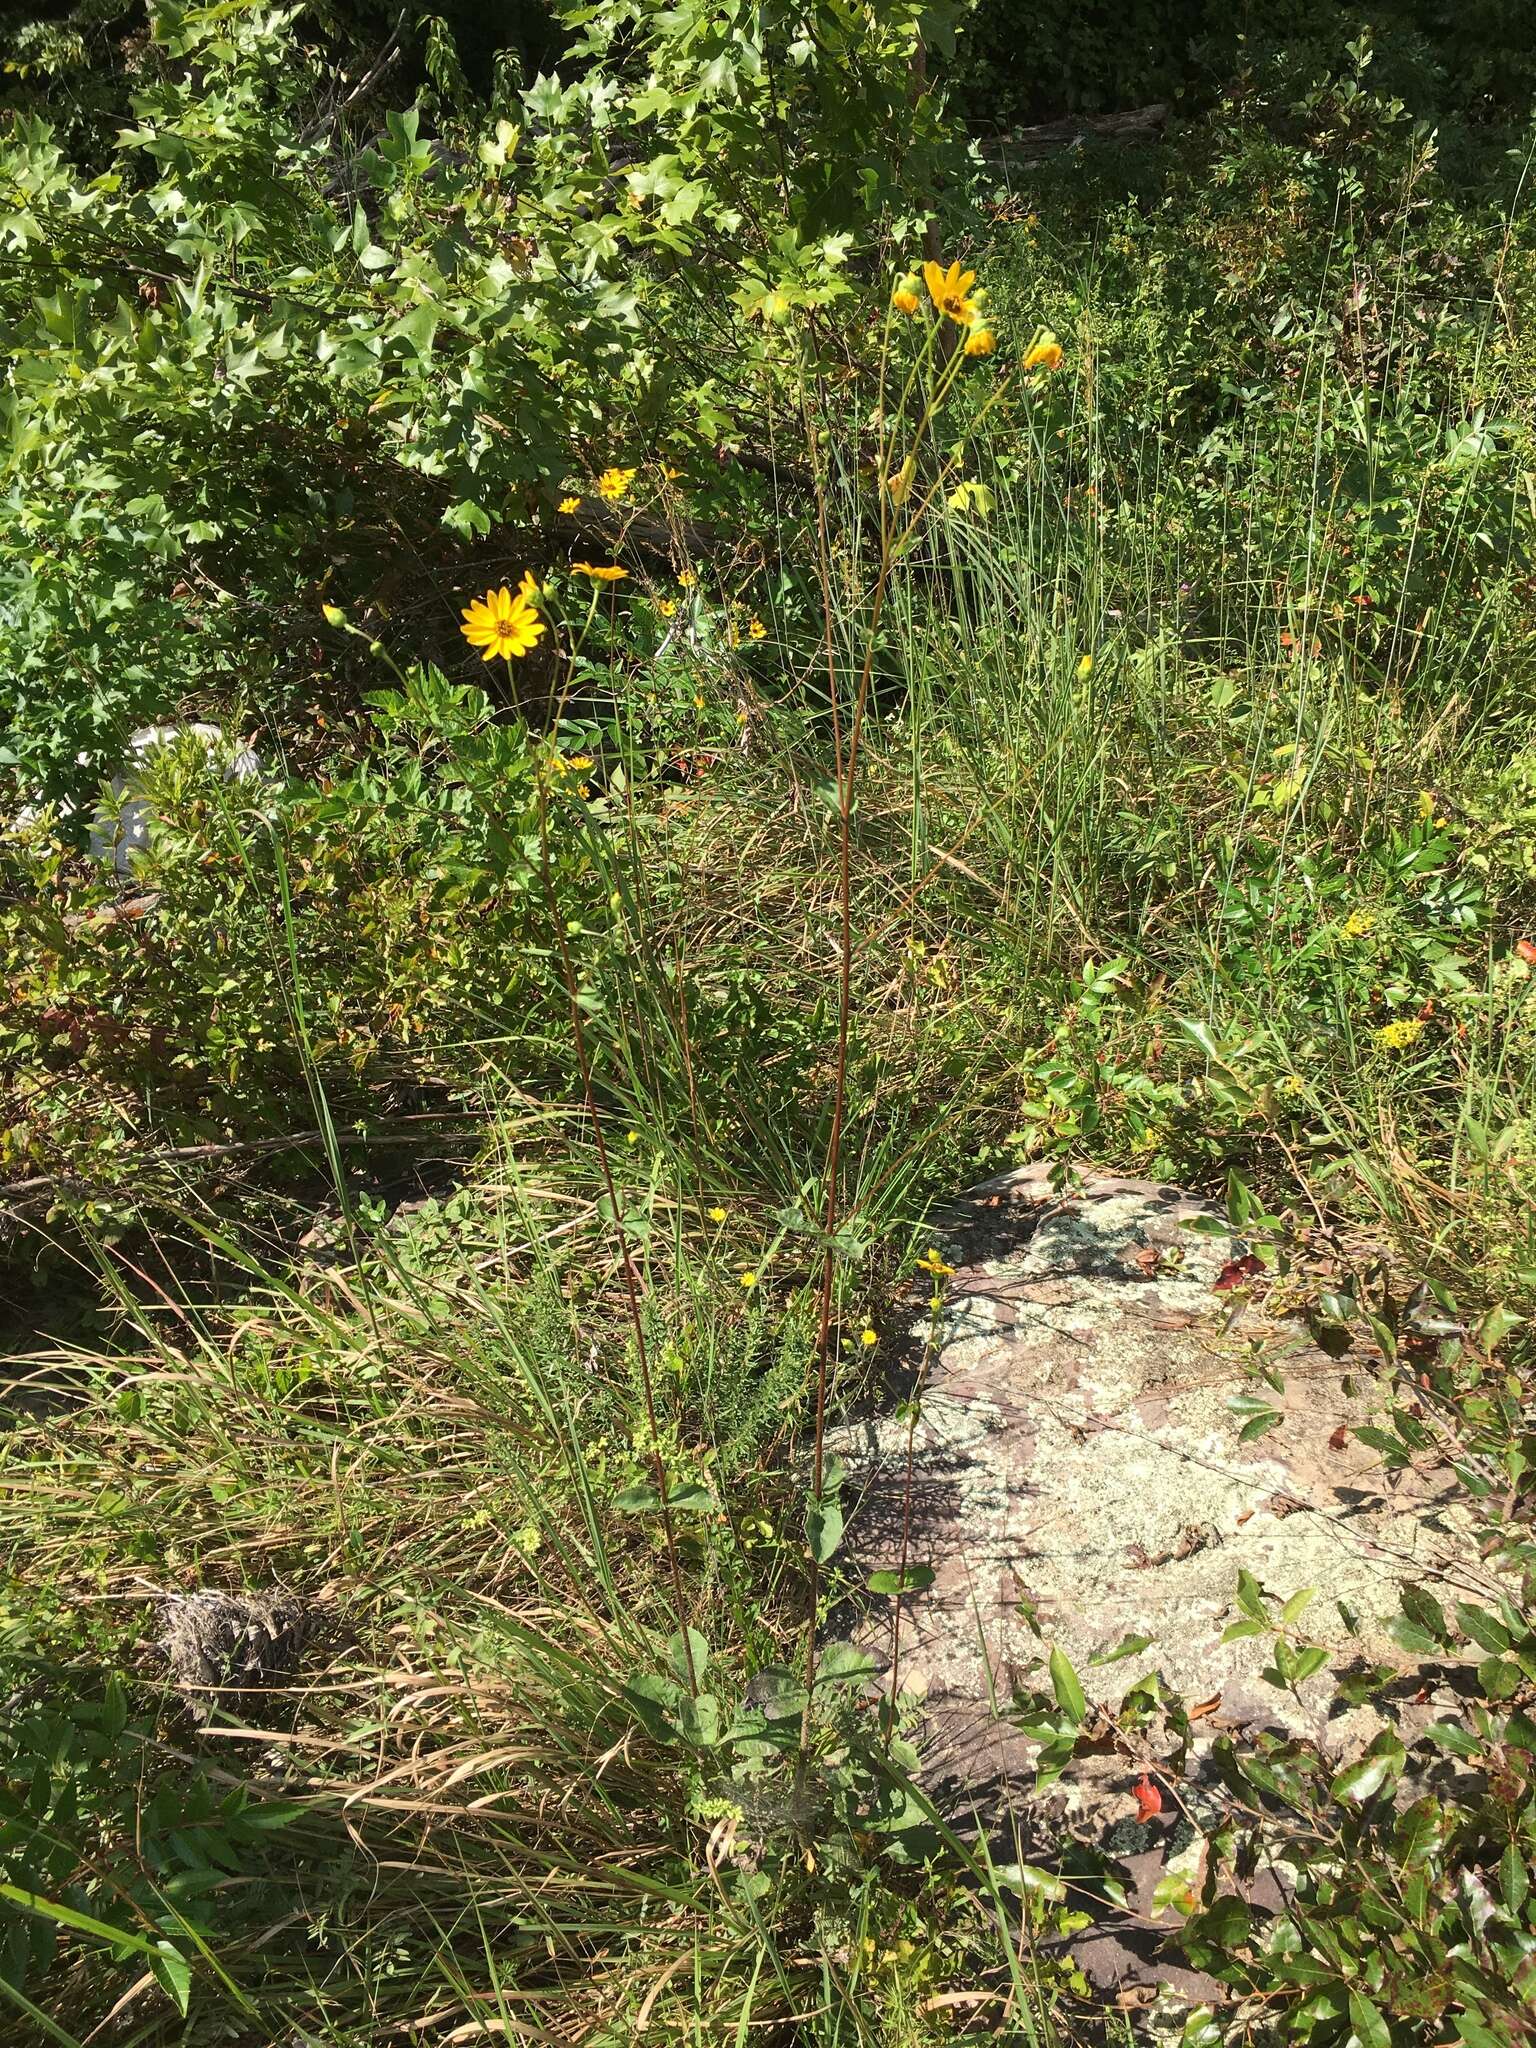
[1348,1990,1391,2048]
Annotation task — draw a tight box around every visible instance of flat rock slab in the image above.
[834,1167,1474,1995]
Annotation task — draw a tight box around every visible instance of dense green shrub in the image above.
[960,0,1536,127]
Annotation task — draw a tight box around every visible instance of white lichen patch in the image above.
[844,1168,1473,1769]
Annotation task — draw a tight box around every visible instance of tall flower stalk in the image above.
[462,581,699,1696]
[796,261,1041,1754]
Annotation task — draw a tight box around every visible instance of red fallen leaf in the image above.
[1213,1253,1264,1293]
[1517,939,1536,964]
[1133,1774,1163,1822]
[1133,1244,1163,1277]
[1329,1425,1349,1452]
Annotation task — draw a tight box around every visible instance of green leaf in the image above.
[1478,1656,1521,1700]
[1425,1719,1482,1759]
[1331,1754,1395,1804]
[1187,1894,1251,1949]
[995,1862,1066,1900]
[1388,1616,1442,1657]
[1151,1870,1197,1917]
[1456,1604,1511,1656]
[1235,1568,1270,1622]
[816,1640,876,1686]
[805,1492,843,1564]
[866,1563,935,1596]
[676,1692,720,1746]
[1392,1798,1443,1867]
[1048,1645,1088,1727]
[1500,1842,1529,1914]
[666,1628,709,1683]
[613,1483,660,1513]
[1399,1584,1449,1645]
[1238,1407,1284,1441]
[1091,1632,1154,1666]
[151,1942,192,2016]
[0,1881,167,1962]
[1348,1990,1391,2048]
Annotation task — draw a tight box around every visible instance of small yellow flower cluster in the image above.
[558,495,582,513]
[890,259,1004,360]
[1341,909,1376,938]
[1374,1017,1425,1051]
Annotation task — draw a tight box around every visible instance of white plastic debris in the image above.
[90,721,261,875]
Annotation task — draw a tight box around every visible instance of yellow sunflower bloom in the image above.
[558,495,581,513]
[891,275,922,316]
[571,562,628,582]
[595,467,635,502]
[747,617,767,640]
[678,568,697,589]
[1022,330,1064,371]
[964,327,997,357]
[657,597,677,618]
[922,258,979,326]
[459,582,546,662]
